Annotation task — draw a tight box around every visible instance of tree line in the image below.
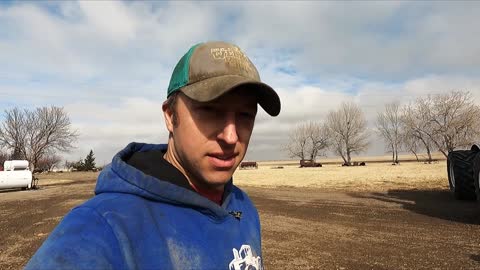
[2,91,479,169]
[0,106,97,172]
[0,106,78,171]
[65,150,97,172]
[284,90,480,165]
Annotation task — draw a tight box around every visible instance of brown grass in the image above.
[35,171,99,186]
[234,160,448,192]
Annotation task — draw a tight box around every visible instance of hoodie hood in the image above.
[95,142,235,219]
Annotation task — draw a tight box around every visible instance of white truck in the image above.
[0,160,33,190]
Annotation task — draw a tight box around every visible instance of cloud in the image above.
[62,97,167,164]
[1,1,480,163]
[0,1,217,82]
[3,1,480,82]
[232,1,480,79]
[78,1,137,43]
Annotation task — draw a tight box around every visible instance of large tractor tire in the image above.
[473,152,480,202]
[447,146,478,200]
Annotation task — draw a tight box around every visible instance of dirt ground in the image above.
[0,171,479,270]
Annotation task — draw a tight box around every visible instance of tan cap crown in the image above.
[167,41,281,116]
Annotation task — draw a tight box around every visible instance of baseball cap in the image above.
[167,41,281,116]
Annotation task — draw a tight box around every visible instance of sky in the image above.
[1,1,479,165]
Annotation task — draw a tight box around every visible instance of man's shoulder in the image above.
[79,193,146,214]
[25,197,128,270]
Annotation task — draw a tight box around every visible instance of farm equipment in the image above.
[0,160,36,191]
[300,159,322,167]
[447,145,480,201]
[240,161,258,169]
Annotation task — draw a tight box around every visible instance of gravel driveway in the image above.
[0,174,479,269]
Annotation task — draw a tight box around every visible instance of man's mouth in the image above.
[207,153,238,168]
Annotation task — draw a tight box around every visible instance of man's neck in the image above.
[163,142,225,204]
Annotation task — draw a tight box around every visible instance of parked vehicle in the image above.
[240,161,258,169]
[0,160,33,190]
[447,145,480,201]
[300,159,322,167]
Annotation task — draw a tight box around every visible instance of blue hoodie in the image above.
[25,143,263,270]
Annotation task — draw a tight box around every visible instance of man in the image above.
[25,41,280,270]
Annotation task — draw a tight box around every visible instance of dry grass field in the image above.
[38,156,449,192]
[234,159,448,191]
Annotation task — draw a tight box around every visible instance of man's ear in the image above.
[162,102,174,133]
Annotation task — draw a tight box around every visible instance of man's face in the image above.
[164,88,258,190]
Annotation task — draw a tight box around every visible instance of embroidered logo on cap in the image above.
[211,47,254,74]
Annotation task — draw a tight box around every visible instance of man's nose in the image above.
[217,113,238,145]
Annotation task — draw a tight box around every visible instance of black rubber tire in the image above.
[473,152,480,202]
[447,149,477,200]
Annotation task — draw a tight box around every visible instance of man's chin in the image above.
[205,172,233,186]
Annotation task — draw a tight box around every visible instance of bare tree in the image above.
[0,106,78,171]
[376,102,402,164]
[284,123,308,161]
[402,129,420,162]
[422,91,480,157]
[0,149,8,168]
[326,102,369,165]
[306,121,329,162]
[402,103,435,163]
[0,108,27,159]
[284,121,329,162]
[36,153,62,172]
